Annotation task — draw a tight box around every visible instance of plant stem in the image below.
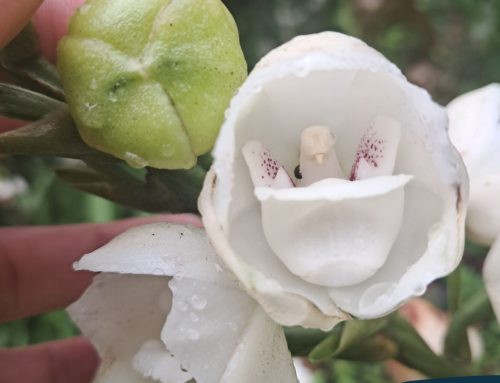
[384,315,470,378]
[447,266,462,314]
[444,288,494,361]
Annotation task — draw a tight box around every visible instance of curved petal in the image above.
[448,83,500,178]
[74,223,227,283]
[466,173,500,246]
[204,32,467,322]
[72,223,298,382]
[483,236,500,321]
[199,169,348,330]
[256,175,411,287]
[163,277,297,383]
[68,273,188,383]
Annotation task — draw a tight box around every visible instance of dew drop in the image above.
[124,152,149,169]
[152,267,163,275]
[190,294,207,311]
[252,85,263,94]
[214,263,223,272]
[175,300,188,312]
[189,312,199,323]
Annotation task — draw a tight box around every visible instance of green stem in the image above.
[444,288,494,362]
[447,266,462,314]
[384,315,470,378]
[284,326,336,357]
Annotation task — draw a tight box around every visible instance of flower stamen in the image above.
[299,125,344,185]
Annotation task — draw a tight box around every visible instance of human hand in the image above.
[0,214,201,383]
[0,0,84,134]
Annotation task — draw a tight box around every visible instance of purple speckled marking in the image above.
[350,126,387,181]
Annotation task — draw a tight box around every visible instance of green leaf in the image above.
[0,82,63,120]
[309,318,388,362]
[285,326,337,357]
[0,106,114,161]
[384,314,469,378]
[444,288,494,362]
[0,24,64,99]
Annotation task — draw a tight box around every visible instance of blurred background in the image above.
[1,0,500,381]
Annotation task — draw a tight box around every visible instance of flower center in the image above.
[242,115,401,189]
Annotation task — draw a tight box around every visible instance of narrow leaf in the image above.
[308,318,387,362]
[384,315,469,378]
[444,288,494,362]
[0,106,113,161]
[0,82,63,120]
[0,24,64,99]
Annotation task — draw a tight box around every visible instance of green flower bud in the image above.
[58,0,247,169]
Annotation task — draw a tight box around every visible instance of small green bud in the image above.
[58,0,246,169]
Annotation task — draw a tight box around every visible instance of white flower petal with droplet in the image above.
[448,83,500,323]
[69,223,298,383]
[200,31,467,324]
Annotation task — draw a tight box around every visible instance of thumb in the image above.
[32,0,85,63]
[0,0,44,49]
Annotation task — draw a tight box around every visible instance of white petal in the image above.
[68,274,189,382]
[350,116,401,180]
[242,140,294,188]
[162,274,298,383]
[133,340,191,383]
[205,32,467,322]
[448,83,500,178]
[466,173,500,246]
[256,175,411,287]
[74,223,228,283]
[484,236,500,321]
[199,169,348,330]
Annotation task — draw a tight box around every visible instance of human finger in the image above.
[0,214,201,323]
[0,336,98,383]
[32,0,85,63]
[0,0,44,49]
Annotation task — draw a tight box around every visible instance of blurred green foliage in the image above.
[1,0,500,382]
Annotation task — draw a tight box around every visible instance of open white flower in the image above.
[199,32,467,329]
[69,223,298,383]
[447,84,500,319]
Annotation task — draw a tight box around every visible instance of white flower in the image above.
[199,32,468,329]
[69,223,298,383]
[447,83,500,319]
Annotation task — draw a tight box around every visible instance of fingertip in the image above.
[0,337,100,383]
[55,337,100,381]
[32,0,85,63]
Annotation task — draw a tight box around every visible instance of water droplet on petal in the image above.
[124,152,149,168]
[175,300,188,312]
[190,294,207,311]
[189,312,199,322]
[152,267,163,275]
